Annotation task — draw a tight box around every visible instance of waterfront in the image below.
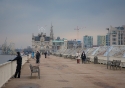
[0,55,16,65]
[2,55,125,88]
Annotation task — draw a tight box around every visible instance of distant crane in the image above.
[74,26,80,41]
[74,26,86,40]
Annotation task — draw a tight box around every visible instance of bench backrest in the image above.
[115,60,121,66]
[112,60,117,64]
[112,60,121,66]
[29,64,39,73]
[29,64,33,72]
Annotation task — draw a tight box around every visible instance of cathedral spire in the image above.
[50,23,54,40]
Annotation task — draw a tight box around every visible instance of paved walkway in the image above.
[3,55,125,88]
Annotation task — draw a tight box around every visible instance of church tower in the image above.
[50,23,54,40]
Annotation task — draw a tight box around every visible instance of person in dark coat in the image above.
[9,52,22,78]
[44,51,47,58]
[36,51,40,63]
[81,51,86,64]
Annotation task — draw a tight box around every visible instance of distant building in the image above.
[52,38,82,51]
[67,40,82,49]
[83,35,93,48]
[32,24,54,53]
[106,34,110,46]
[67,40,74,49]
[52,38,70,52]
[52,40,64,52]
[107,25,125,46]
[63,39,68,49]
[97,35,106,46]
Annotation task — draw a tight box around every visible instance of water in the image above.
[0,50,2,54]
[0,55,16,65]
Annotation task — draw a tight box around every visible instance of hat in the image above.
[17,52,20,55]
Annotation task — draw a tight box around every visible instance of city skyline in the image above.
[0,0,125,48]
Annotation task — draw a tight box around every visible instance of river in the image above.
[0,55,16,65]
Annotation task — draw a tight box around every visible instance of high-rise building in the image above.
[83,35,93,48]
[97,35,106,46]
[107,25,125,46]
[106,34,110,46]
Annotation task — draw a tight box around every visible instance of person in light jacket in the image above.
[76,51,81,64]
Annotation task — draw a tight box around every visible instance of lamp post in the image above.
[106,28,109,69]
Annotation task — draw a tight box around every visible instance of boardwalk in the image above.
[3,55,125,88]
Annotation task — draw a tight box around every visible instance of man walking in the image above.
[44,51,47,58]
[36,51,40,63]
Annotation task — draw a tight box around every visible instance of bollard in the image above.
[94,56,98,64]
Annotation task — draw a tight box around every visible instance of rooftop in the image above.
[115,27,124,30]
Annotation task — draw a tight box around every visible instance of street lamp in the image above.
[106,28,109,69]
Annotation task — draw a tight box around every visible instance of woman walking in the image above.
[76,51,81,64]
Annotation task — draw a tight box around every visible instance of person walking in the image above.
[81,51,86,64]
[76,51,81,64]
[31,51,34,59]
[36,51,40,63]
[44,51,47,58]
[9,52,22,78]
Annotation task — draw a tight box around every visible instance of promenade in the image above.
[2,55,125,88]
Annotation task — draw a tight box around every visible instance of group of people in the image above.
[32,51,50,63]
[8,50,50,78]
[8,50,85,78]
[76,51,86,64]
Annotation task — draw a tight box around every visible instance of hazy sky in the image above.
[0,0,125,48]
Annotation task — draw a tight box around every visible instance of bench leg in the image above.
[38,71,40,79]
[38,69,40,79]
[31,72,32,78]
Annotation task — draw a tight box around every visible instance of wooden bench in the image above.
[29,64,40,79]
[109,60,121,70]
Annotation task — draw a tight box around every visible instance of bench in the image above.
[29,64,40,79]
[109,60,121,70]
